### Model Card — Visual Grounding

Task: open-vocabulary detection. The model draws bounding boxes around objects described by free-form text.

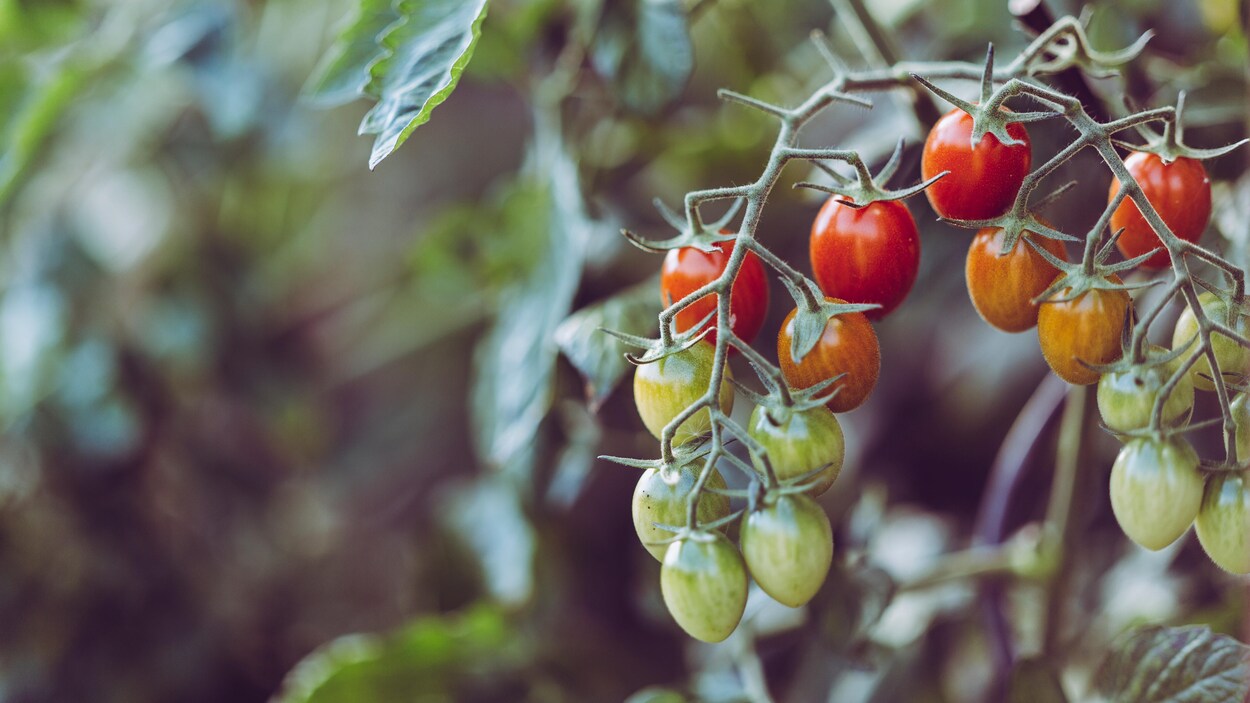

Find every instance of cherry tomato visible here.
[1171,292,1250,391]
[1109,437,1204,551]
[747,404,844,495]
[739,494,833,607]
[661,239,769,346]
[1195,471,1250,574]
[1037,276,1131,385]
[777,299,880,413]
[1096,346,1194,433]
[921,108,1031,221]
[632,465,731,561]
[633,341,734,445]
[965,227,1066,332]
[660,531,748,642]
[809,198,920,320]
[1232,392,1250,463]
[1109,153,1211,269]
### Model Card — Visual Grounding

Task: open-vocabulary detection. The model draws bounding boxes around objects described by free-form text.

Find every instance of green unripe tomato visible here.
[632,466,730,561]
[1195,472,1250,574]
[747,405,844,495]
[1110,437,1204,551]
[739,494,833,607]
[633,341,734,445]
[660,531,748,642]
[1096,351,1194,433]
[1232,393,1250,463]
[1171,292,1250,391]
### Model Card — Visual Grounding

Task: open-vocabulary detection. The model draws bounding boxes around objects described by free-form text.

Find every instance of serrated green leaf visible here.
[302,0,401,106]
[591,0,693,116]
[360,0,490,168]
[1094,625,1250,703]
[553,277,661,411]
[305,0,490,167]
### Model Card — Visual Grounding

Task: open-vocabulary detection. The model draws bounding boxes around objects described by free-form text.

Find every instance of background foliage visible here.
[1,0,1248,701]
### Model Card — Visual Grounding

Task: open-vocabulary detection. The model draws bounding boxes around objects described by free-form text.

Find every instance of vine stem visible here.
[1042,385,1090,655]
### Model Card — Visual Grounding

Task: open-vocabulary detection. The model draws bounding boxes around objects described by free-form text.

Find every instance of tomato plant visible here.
[1037,276,1131,385]
[747,405,844,495]
[1109,437,1204,551]
[965,227,1066,332]
[632,465,731,561]
[777,300,880,413]
[1194,472,1250,574]
[1171,292,1250,391]
[660,531,748,643]
[921,108,1032,221]
[1096,348,1194,432]
[1108,153,1211,269]
[739,494,833,607]
[661,239,769,345]
[809,197,920,320]
[632,341,734,445]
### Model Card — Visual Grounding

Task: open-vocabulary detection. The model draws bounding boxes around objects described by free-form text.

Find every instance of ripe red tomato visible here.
[661,239,769,346]
[777,299,880,413]
[1109,153,1211,269]
[921,108,1031,221]
[809,198,920,320]
[965,227,1066,333]
[1037,275,1131,385]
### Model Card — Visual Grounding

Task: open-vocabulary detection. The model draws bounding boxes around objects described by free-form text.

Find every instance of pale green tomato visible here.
[1110,437,1204,551]
[1171,292,1250,391]
[739,494,833,607]
[1232,393,1250,463]
[660,532,748,642]
[1195,472,1250,574]
[747,405,844,495]
[1096,352,1193,433]
[632,466,730,561]
[633,341,734,445]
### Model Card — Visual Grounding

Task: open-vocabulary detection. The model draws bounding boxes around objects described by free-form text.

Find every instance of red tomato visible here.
[809,198,920,320]
[777,299,880,413]
[921,108,1032,221]
[661,240,769,345]
[1108,153,1211,269]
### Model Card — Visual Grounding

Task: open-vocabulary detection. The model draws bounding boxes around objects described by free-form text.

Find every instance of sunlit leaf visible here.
[1094,625,1250,702]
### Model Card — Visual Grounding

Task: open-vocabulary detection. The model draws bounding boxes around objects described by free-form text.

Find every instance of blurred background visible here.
[1,0,1248,701]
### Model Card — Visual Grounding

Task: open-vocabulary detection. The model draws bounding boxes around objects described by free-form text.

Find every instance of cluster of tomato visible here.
[628,102,1244,642]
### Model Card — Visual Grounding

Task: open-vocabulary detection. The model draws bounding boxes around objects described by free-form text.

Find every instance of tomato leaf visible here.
[591,0,693,116]
[272,606,521,703]
[554,278,661,411]
[471,119,587,478]
[1093,625,1250,702]
[305,0,490,168]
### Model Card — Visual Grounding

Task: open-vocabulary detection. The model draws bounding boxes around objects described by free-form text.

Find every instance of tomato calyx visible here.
[621,195,744,254]
[1113,91,1248,166]
[776,276,877,365]
[602,310,716,366]
[792,137,944,209]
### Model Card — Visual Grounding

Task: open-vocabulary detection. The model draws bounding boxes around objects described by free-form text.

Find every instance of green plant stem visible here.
[897,546,1020,592]
[1042,384,1090,655]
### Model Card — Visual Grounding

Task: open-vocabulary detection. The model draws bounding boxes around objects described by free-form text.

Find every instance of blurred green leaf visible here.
[273,606,522,703]
[1094,625,1250,702]
[819,562,895,651]
[471,118,587,477]
[592,0,693,115]
[1009,658,1068,703]
[442,477,536,606]
[306,0,490,168]
[553,277,660,411]
[625,687,688,703]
